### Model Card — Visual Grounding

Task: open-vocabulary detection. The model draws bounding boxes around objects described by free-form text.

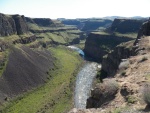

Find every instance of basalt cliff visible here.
[84,18,145,62]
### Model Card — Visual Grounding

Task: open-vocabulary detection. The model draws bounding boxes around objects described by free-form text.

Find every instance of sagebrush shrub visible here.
[103,79,119,95]
[142,83,150,105]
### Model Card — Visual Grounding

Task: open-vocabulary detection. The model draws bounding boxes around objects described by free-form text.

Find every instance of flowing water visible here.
[75,62,100,108]
[68,46,101,109]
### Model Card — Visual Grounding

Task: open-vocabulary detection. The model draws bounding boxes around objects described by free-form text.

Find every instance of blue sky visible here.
[0,0,149,19]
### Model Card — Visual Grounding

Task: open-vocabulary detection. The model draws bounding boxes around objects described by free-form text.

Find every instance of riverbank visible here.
[75,62,100,109]
[1,46,83,113]
[68,46,101,109]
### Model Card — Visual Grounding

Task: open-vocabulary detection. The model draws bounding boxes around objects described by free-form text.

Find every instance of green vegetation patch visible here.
[0,35,20,43]
[114,32,137,38]
[73,40,85,50]
[126,95,137,104]
[91,31,110,35]
[1,46,82,113]
[27,22,43,31]
[0,50,9,77]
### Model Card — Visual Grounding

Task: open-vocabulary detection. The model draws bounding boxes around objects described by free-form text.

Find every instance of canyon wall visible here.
[0,13,29,36]
[84,32,133,62]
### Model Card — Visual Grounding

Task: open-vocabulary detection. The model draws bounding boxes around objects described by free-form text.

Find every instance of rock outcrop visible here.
[0,13,29,36]
[134,19,150,44]
[101,19,150,77]
[32,18,54,27]
[0,13,16,36]
[12,35,36,44]
[109,18,145,33]
[102,41,135,76]
[84,32,134,62]
[61,19,113,33]
[0,40,9,51]
[12,15,29,35]
[86,79,119,108]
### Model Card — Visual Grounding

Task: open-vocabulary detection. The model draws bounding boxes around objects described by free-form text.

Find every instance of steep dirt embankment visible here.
[84,32,133,62]
[109,18,145,33]
[0,13,29,36]
[0,46,53,102]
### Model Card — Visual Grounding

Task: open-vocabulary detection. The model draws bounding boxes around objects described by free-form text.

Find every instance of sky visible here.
[0,0,150,19]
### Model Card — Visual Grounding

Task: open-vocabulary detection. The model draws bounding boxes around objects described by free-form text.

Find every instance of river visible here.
[68,46,101,109]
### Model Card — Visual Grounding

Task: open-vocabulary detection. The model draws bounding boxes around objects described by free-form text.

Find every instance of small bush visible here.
[96,69,107,82]
[103,80,119,95]
[121,71,126,76]
[90,79,119,108]
[142,83,150,105]
[126,95,137,104]
[119,60,129,70]
[139,56,148,63]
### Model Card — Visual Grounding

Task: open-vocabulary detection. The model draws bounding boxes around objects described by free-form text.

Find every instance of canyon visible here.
[0,12,149,113]
[69,17,150,113]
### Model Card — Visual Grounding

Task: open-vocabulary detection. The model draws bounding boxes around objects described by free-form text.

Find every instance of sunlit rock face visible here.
[0,13,29,36]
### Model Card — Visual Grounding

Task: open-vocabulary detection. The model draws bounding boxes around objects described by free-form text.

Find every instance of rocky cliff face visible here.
[0,13,29,36]
[12,15,29,35]
[25,17,64,27]
[61,19,113,33]
[32,18,53,27]
[84,32,134,62]
[109,18,145,33]
[0,13,16,36]
[134,19,150,44]
[82,19,112,31]
[102,19,150,77]
[102,41,135,76]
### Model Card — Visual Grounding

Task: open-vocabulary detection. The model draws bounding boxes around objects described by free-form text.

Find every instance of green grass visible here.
[27,23,43,31]
[91,31,110,35]
[0,35,20,42]
[145,74,150,82]
[47,32,66,44]
[114,32,137,38]
[91,31,137,38]
[73,40,85,50]
[1,46,82,113]
[126,95,137,104]
[35,31,80,45]
[0,50,9,77]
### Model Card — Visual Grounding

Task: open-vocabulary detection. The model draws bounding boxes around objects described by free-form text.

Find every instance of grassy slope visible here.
[0,50,9,77]
[1,46,82,113]
[92,31,137,39]
[73,40,85,50]
[27,22,81,45]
